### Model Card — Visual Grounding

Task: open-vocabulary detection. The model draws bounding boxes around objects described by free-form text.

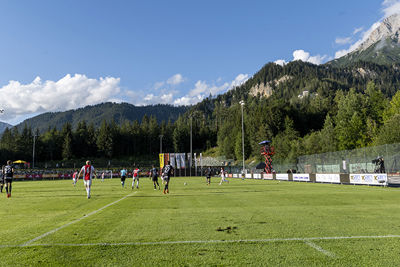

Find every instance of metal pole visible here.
[159,135,163,153]
[190,115,192,177]
[32,135,37,169]
[240,101,245,174]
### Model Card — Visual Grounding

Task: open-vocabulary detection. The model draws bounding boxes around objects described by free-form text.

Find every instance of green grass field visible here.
[1,177,400,266]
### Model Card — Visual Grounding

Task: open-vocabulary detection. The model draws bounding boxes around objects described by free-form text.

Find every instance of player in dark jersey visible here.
[149,165,160,190]
[205,166,212,185]
[162,161,174,194]
[3,160,14,198]
[0,165,4,193]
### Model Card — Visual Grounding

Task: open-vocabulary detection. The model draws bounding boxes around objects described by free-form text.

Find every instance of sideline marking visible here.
[304,240,335,258]
[21,191,137,247]
[4,234,400,249]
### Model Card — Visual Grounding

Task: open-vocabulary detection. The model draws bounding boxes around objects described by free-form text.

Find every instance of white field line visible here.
[21,191,137,247]
[304,240,335,258]
[2,234,398,249]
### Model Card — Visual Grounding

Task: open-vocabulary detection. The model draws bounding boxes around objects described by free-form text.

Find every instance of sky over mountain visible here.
[0,0,397,124]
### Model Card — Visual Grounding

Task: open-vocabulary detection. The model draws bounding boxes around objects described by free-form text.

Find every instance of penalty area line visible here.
[21,191,137,247]
[4,234,400,249]
[304,240,335,258]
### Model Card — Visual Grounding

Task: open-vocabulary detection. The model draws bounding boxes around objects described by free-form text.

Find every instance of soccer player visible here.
[150,165,160,190]
[163,161,174,194]
[72,169,79,186]
[205,166,212,185]
[0,165,4,193]
[132,167,140,189]
[120,168,127,187]
[78,160,97,199]
[219,167,229,185]
[3,160,14,198]
[101,172,105,182]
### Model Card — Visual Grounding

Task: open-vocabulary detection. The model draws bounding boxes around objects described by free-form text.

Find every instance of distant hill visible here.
[0,121,12,134]
[15,102,189,132]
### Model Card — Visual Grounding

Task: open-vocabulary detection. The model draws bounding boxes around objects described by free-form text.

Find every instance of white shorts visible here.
[83,179,92,187]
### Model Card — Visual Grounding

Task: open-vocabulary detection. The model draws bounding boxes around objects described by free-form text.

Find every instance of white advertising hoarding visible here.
[350,174,387,186]
[245,173,252,179]
[276,173,289,180]
[262,173,273,180]
[316,174,340,183]
[253,173,262,179]
[293,173,310,182]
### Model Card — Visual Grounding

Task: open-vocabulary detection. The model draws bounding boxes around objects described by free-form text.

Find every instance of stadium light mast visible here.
[190,114,193,177]
[32,134,38,168]
[240,100,245,175]
[159,135,163,153]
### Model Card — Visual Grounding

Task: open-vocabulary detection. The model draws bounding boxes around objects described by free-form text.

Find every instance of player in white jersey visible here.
[219,167,229,185]
[78,160,97,199]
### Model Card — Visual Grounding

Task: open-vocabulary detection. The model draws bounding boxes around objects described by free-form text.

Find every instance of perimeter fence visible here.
[296,143,400,174]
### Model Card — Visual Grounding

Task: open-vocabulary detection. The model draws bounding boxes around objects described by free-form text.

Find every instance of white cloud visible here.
[160,93,173,103]
[166,74,184,85]
[230,74,249,88]
[274,59,287,66]
[144,94,155,101]
[292,50,327,65]
[335,37,352,45]
[382,0,400,17]
[0,74,120,122]
[353,27,364,34]
[154,81,164,90]
[172,74,249,105]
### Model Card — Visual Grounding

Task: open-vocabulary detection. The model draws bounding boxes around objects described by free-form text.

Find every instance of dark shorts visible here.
[5,178,12,183]
[164,176,170,183]
[152,176,158,182]
[121,176,126,181]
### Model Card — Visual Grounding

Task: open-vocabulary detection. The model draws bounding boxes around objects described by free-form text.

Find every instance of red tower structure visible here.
[259,140,275,173]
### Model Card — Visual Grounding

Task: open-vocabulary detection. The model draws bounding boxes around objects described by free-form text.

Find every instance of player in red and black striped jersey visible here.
[78,160,97,199]
[132,167,140,189]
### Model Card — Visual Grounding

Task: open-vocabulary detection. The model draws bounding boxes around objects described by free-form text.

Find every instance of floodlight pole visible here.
[190,115,193,177]
[32,135,38,169]
[240,100,245,175]
[159,135,163,153]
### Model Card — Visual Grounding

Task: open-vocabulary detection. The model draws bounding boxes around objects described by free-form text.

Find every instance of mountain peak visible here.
[328,13,400,67]
[357,13,400,52]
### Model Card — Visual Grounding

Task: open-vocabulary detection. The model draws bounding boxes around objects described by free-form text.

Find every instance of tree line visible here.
[0,114,216,164]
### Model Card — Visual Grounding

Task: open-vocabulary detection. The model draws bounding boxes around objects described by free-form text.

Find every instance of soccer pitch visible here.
[1,177,400,266]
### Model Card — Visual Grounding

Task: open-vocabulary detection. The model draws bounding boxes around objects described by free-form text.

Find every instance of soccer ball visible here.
[184,182,187,186]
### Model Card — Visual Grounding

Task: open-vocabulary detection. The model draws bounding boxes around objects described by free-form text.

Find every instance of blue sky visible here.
[0,0,396,124]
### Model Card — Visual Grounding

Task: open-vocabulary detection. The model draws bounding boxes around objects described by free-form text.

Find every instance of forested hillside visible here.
[14,102,189,133]
[188,60,400,165]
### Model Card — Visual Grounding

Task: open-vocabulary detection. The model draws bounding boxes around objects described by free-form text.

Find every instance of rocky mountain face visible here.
[358,13,400,51]
[329,13,400,67]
